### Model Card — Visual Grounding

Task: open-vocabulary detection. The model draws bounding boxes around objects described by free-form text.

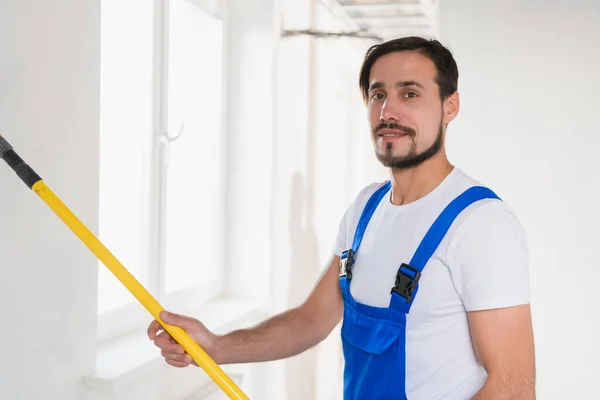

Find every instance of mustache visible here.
[374,122,416,136]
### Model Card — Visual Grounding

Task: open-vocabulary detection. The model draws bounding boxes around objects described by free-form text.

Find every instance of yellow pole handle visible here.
[0,134,249,400]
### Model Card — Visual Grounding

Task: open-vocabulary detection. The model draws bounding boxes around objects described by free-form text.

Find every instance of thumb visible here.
[160,310,199,332]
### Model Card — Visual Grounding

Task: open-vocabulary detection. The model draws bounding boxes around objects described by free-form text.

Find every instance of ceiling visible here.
[336,0,439,42]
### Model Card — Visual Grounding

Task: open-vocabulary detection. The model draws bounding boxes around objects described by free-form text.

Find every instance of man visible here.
[148,37,536,399]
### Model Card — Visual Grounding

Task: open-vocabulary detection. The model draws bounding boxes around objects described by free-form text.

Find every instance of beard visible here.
[374,120,444,170]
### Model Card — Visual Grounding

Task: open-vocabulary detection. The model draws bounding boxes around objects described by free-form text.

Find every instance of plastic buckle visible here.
[339,249,355,280]
[391,263,421,304]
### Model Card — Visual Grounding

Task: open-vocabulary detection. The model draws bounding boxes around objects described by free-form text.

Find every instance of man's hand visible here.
[147,310,220,368]
[147,255,343,367]
[469,304,536,399]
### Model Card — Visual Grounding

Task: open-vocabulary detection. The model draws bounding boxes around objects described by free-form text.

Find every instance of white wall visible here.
[0,0,380,399]
[0,0,100,398]
[439,1,600,398]
[223,0,277,303]
[0,2,247,399]
[267,0,379,398]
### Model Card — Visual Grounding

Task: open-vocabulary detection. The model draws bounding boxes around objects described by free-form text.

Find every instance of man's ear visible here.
[443,91,460,124]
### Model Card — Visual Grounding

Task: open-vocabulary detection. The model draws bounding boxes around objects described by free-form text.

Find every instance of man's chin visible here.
[375,152,425,170]
[376,156,404,169]
[376,151,408,164]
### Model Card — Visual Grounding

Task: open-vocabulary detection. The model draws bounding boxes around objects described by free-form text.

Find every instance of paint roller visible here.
[0,133,249,400]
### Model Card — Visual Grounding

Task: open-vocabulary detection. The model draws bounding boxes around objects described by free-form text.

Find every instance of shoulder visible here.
[451,168,527,246]
[444,168,527,244]
[347,180,390,214]
[337,180,390,232]
[331,180,390,256]
[454,199,527,249]
[444,182,530,311]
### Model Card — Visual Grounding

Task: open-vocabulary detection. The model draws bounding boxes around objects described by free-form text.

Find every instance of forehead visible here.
[369,51,437,87]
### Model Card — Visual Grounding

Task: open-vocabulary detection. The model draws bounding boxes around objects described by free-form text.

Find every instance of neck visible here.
[388,152,453,206]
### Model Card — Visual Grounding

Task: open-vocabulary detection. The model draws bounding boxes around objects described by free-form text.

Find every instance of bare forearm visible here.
[472,375,535,400]
[213,306,329,365]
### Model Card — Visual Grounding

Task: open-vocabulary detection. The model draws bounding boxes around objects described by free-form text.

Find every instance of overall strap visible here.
[390,186,501,313]
[340,181,391,279]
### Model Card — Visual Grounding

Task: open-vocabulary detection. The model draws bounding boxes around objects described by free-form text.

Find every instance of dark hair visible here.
[359,36,459,102]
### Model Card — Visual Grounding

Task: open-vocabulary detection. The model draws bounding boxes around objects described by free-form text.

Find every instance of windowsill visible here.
[83,296,269,393]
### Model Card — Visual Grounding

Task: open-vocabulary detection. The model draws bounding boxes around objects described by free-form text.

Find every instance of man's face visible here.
[367,51,458,169]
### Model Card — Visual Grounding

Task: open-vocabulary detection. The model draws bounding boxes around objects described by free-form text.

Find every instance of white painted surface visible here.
[439,1,600,398]
[0,0,100,398]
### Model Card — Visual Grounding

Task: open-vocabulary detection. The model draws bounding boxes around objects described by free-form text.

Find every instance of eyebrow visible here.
[368,80,425,92]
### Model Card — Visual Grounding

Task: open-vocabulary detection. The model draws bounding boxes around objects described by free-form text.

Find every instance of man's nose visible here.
[380,97,403,122]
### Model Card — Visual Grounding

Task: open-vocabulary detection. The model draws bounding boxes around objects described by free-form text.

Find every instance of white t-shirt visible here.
[332,167,530,400]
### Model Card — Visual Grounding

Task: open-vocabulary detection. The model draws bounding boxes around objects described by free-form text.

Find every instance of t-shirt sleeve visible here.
[447,200,531,312]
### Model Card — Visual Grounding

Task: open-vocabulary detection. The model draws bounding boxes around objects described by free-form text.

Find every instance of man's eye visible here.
[371,93,384,100]
[404,92,418,99]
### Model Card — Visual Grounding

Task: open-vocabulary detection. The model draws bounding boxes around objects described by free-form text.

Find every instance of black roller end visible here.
[0,137,42,189]
[0,135,14,158]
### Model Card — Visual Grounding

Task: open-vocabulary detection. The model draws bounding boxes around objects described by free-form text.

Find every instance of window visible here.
[98,0,226,341]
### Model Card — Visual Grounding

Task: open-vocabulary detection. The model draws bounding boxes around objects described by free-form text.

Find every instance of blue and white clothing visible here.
[332,167,531,400]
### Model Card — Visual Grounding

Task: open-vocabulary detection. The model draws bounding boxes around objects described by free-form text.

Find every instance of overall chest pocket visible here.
[341,301,405,355]
[340,301,408,400]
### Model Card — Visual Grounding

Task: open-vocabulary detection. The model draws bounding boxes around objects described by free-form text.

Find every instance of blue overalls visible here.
[339,182,500,399]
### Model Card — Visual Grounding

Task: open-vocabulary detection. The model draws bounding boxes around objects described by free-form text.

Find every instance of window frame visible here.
[97,0,228,343]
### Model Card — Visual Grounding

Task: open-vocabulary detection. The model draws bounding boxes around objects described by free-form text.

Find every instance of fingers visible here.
[160,310,200,332]
[147,319,163,340]
[165,358,190,368]
[161,349,194,365]
[153,331,185,354]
